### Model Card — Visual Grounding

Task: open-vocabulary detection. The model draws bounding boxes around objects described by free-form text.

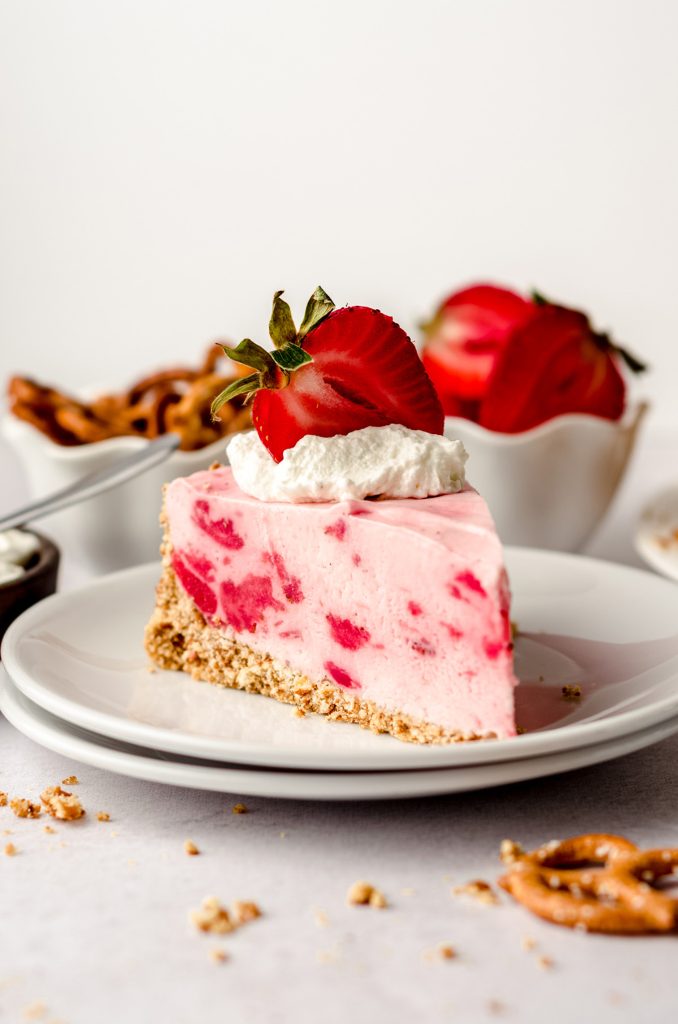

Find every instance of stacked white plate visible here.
[2,549,678,801]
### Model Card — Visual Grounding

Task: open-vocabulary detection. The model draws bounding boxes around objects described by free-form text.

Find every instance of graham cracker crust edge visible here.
[144,544,494,746]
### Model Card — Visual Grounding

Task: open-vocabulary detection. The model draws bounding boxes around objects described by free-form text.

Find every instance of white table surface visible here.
[1,424,677,1024]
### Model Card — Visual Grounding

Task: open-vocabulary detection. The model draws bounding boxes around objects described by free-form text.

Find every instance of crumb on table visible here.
[4,842,17,856]
[231,901,262,925]
[41,786,85,821]
[0,791,7,807]
[452,879,499,905]
[10,798,41,819]
[191,898,234,935]
[231,803,248,815]
[184,839,200,856]
[346,881,388,909]
[61,775,79,785]
[191,897,262,935]
[97,811,111,822]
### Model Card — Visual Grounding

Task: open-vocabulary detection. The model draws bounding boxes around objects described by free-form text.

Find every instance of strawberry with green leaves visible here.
[212,287,444,462]
[421,284,646,433]
[479,295,646,433]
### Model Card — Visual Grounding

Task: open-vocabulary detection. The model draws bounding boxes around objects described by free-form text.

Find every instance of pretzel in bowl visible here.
[499,833,678,934]
[7,345,251,451]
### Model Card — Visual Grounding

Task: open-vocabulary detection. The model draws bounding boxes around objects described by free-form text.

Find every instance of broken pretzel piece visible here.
[499,833,678,934]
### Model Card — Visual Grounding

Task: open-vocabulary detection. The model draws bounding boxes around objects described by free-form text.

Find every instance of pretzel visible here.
[7,344,251,451]
[499,834,678,934]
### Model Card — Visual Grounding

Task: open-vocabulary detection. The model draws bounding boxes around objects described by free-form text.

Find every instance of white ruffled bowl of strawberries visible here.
[421,284,647,551]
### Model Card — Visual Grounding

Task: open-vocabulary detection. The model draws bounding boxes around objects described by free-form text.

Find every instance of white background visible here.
[1,0,677,425]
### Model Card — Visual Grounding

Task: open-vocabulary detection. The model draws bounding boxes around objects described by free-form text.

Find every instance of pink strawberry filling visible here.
[165,466,517,737]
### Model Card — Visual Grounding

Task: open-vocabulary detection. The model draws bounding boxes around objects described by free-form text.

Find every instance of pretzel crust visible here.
[499,834,678,934]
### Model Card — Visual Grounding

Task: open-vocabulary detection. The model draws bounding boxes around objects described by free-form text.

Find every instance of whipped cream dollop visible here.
[227,424,468,503]
[0,529,41,585]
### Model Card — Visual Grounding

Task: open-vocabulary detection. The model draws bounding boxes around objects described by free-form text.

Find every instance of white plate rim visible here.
[3,551,678,771]
[2,670,678,801]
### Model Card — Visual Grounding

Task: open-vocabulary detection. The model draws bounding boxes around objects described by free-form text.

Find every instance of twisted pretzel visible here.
[7,344,251,451]
[499,834,678,934]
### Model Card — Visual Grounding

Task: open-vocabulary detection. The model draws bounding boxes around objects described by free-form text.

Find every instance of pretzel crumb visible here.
[500,839,525,865]
[316,948,339,965]
[438,944,457,960]
[294,708,306,718]
[561,684,582,701]
[191,896,262,935]
[22,1001,47,1020]
[40,786,85,820]
[10,798,41,819]
[209,947,229,964]
[4,842,17,856]
[61,776,79,785]
[521,935,536,951]
[191,898,234,935]
[347,881,388,908]
[0,792,7,807]
[231,803,248,815]
[231,901,262,925]
[97,812,111,822]
[43,826,55,834]
[184,839,200,856]
[538,955,555,970]
[487,999,507,1016]
[453,879,499,905]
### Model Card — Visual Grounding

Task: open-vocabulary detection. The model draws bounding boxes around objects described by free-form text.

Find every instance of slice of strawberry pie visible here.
[145,288,518,743]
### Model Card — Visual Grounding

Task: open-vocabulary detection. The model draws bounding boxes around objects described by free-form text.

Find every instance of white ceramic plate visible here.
[3,550,678,772]
[635,483,678,582]
[2,671,678,801]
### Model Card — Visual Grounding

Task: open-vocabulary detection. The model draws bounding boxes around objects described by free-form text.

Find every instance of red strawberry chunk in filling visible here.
[220,575,283,632]
[270,551,304,604]
[408,601,423,616]
[326,614,371,651]
[324,519,347,540]
[483,639,506,660]
[324,661,361,690]
[172,554,217,618]
[455,570,487,598]
[183,550,215,582]
[193,500,244,550]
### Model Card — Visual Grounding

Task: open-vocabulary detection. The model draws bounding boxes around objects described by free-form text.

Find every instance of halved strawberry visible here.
[479,300,645,433]
[421,284,535,413]
[211,287,444,462]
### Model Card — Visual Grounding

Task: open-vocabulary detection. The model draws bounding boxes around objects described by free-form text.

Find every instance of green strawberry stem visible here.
[530,290,647,375]
[210,286,335,420]
[269,291,297,348]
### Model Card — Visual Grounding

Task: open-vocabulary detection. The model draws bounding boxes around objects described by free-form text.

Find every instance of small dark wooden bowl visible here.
[0,531,60,649]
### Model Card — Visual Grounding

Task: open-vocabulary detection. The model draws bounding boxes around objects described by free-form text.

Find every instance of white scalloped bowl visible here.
[445,404,647,551]
[1,415,230,573]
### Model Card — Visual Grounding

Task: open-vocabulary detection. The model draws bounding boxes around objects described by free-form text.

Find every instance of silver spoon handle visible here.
[0,433,181,532]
